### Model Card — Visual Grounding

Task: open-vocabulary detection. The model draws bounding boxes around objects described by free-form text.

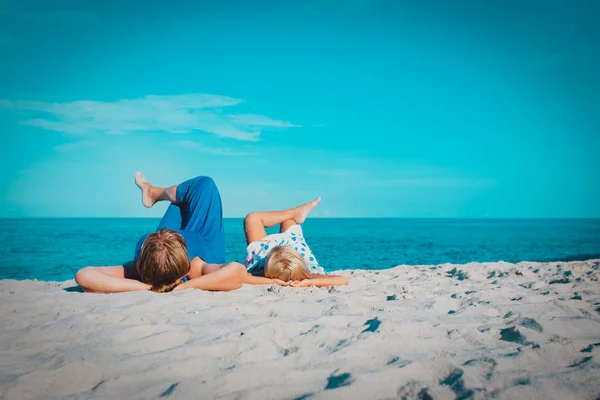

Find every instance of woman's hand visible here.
[273,279,291,286]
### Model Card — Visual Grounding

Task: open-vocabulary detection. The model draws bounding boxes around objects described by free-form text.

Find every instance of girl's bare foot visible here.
[294,197,321,224]
[135,172,155,208]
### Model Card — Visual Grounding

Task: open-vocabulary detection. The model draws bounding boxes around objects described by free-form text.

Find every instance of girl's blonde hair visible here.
[137,228,190,293]
[264,245,312,281]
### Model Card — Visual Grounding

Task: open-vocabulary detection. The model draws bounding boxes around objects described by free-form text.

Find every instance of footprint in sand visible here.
[325,371,354,390]
[568,357,592,368]
[446,268,469,281]
[396,382,433,400]
[386,356,412,368]
[362,317,381,333]
[514,377,531,386]
[518,317,543,332]
[548,277,571,285]
[160,382,179,398]
[580,342,600,353]
[282,346,299,357]
[439,368,475,400]
[497,326,531,345]
[3,362,102,400]
[330,338,351,353]
[432,296,462,314]
[462,357,497,381]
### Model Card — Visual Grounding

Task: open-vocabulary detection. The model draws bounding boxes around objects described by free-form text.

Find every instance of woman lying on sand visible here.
[242,200,348,287]
[76,174,247,293]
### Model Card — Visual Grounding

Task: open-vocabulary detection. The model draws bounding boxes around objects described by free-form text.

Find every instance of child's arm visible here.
[290,273,349,288]
[244,274,290,286]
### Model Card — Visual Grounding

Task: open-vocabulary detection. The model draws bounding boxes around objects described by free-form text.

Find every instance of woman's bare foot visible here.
[293,197,321,224]
[135,172,156,208]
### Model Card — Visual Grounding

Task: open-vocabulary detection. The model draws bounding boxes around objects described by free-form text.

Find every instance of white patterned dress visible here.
[244,225,325,275]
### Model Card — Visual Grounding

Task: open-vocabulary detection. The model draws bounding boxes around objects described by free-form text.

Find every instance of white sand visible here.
[1,260,599,400]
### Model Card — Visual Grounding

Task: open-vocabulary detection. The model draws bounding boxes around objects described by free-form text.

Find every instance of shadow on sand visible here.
[63,285,84,293]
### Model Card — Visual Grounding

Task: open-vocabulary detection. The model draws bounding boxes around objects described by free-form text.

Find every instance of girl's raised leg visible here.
[243,197,321,244]
[280,219,297,233]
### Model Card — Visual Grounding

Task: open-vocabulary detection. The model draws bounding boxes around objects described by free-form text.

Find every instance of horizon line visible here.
[1,216,599,220]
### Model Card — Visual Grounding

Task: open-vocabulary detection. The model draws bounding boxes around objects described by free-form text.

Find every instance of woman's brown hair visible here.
[137,229,190,292]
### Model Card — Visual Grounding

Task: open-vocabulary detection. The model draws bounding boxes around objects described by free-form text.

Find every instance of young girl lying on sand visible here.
[242,199,348,287]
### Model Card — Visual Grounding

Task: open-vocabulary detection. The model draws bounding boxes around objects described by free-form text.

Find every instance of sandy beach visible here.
[1,259,599,400]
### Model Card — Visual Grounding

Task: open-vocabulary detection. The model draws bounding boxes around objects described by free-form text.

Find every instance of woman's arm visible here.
[174,262,247,292]
[75,264,150,293]
[290,273,349,288]
[193,257,288,286]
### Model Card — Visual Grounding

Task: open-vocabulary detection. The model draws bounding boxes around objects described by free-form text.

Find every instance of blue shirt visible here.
[134,230,225,264]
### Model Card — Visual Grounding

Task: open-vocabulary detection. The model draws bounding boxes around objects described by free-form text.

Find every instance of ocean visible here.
[1,218,599,281]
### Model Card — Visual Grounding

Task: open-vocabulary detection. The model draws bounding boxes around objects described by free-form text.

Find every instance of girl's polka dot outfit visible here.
[244,224,325,275]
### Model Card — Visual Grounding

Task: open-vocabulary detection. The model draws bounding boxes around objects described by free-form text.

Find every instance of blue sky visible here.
[0,0,598,218]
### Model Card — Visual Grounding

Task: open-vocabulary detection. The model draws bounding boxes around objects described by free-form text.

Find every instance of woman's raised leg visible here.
[136,172,184,231]
[136,173,226,264]
[135,172,178,207]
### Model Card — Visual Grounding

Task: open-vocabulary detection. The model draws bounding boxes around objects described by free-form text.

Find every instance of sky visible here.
[0,0,598,218]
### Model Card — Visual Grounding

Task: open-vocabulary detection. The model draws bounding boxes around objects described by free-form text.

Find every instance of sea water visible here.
[0,218,599,281]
